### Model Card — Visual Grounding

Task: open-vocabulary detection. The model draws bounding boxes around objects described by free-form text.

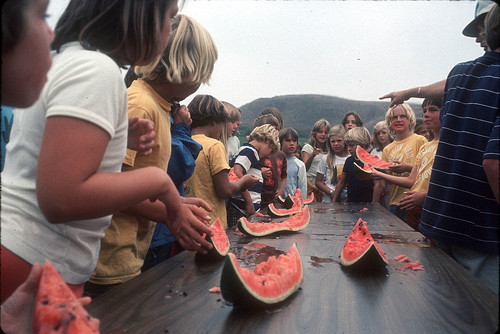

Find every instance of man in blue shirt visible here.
[420,4,499,294]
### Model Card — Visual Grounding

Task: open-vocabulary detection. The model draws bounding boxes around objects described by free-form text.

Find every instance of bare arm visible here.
[372,179,381,204]
[212,169,258,199]
[483,158,499,204]
[371,165,418,189]
[315,173,332,197]
[233,164,255,216]
[379,80,446,108]
[36,117,213,253]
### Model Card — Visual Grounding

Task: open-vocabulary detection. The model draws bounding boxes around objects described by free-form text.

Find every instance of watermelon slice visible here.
[220,243,303,308]
[197,218,230,262]
[34,261,100,334]
[355,146,394,171]
[238,205,310,237]
[353,162,373,181]
[303,192,314,204]
[267,189,304,217]
[340,218,388,272]
[228,167,239,182]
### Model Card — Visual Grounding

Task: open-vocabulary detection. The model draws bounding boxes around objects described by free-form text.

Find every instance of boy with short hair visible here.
[228,124,280,226]
[379,104,427,222]
[332,127,381,203]
[279,128,307,200]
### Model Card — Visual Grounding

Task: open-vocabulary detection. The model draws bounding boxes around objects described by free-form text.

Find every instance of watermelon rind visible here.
[197,219,230,262]
[268,190,303,217]
[340,219,388,273]
[355,146,393,171]
[277,194,295,209]
[220,243,303,308]
[303,192,314,204]
[238,205,310,237]
[353,162,373,181]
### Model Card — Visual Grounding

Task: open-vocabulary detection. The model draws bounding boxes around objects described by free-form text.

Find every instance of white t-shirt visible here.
[302,143,327,180]
[227,135,240,163]
[316,154,348,203]
[1,42,128,284]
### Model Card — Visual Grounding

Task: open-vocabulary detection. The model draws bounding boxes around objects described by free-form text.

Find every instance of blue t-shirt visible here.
[420,52,500,254]
[1,106,14,171]
[342,155,373,203]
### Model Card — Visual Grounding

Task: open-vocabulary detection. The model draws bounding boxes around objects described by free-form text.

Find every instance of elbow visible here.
[37,191,74,224]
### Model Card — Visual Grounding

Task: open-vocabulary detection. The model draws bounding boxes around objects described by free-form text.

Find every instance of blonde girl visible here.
[315,125,349,203]
[302,119,331,201]
[222,101,242,162]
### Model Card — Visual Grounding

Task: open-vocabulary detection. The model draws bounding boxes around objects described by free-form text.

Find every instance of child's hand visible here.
[127,116,156,156]
[172,105,192,126]
[181,197,212,214]
[240,174,258,190]
[388,161,411,174]
[261,167,271,180]
[1,263,94,333]
[312,146,322,156]
[245,201,255,217]
[398,191,426,210]
[165,203,213,254]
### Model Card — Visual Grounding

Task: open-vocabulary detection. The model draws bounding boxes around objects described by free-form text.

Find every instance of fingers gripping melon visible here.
[228,167,239,182]
[355,146,393,171]
[238,205,310,237]
[220,243,303,308]
[34,261,100,333]
[340,218,388,272]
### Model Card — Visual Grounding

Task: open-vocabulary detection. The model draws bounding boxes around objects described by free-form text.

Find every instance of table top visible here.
[87,203,499,334]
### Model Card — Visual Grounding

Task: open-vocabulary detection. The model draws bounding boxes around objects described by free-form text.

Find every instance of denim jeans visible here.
[436,241,499,294]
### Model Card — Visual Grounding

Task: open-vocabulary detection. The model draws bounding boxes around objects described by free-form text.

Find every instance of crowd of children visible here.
[1,1,498,329]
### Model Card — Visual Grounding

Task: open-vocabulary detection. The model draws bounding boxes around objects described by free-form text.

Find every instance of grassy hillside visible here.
[237,94,421,145]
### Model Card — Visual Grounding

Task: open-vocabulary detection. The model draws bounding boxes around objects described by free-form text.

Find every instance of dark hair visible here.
[253,114,280,129]
[421,97,442,109]
[341,111,363,128]
[259,107,283,130]
[188,95,228,129]
[51,0,175,66]
[485,4,500,50]
[279,127,299,145]
[1,0,31,54]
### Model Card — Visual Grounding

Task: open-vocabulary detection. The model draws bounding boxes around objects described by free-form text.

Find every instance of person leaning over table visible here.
[379,0,496,107]
[419,3,500,294]
[86,14,219,297]
[1,0,214,306]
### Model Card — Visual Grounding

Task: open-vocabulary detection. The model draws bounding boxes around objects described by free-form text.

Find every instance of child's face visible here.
[226,119,241,137]
[281,135,297,157]
[390,106,410,134]
[1,0,54,108]
[422,103,440,134]
[344,115,358,131]
[347,143,357,156]
[376,129,390,146]
[329,135,345,155]
[259,140,274,159]
[315,126,328,145]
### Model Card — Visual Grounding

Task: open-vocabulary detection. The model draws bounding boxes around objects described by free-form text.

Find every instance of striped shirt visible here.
[230,143,263,212]
[420,52,500,254]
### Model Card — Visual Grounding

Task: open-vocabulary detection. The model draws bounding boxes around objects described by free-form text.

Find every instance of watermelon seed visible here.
[42,300,49,305]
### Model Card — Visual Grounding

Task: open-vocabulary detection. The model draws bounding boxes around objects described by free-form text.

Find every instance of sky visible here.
[46,0,482,108]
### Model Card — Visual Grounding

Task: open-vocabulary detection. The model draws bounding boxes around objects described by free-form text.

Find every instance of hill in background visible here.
[237,94,421,144]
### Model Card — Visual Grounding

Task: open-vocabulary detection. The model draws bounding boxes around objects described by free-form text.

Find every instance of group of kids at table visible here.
[1,0,499,331]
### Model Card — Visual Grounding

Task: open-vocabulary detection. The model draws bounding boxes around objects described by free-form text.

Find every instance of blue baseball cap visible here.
[462,0,496,37]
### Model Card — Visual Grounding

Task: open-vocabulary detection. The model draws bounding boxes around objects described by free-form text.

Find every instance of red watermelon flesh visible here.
[355,146,393,170]
[228,167,239,182]
[340,218,388,272]
[267,189,304,217]
[238,205,310,236]
[220,243,303,307]
[34,261,100,334]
